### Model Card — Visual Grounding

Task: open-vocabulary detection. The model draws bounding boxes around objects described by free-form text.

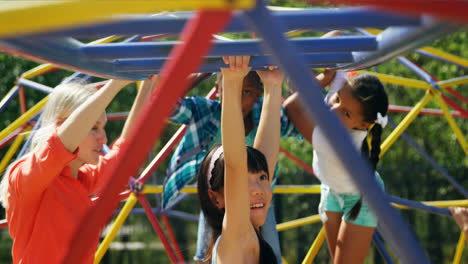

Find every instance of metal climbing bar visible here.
[433,93,468,157]
[389,105,465,119]
[22,8,421,39]
[0,96,48,143]
[387,195,451,216]
[387,118,468,199]
[81,36,377,61]
[137,195,179,264]
[373,232,395,264]
[113,53,350,73]
[301,227,325,264]
[0,126,30,174]
[0,0,254,38]
[243,2,429,262]
[17,79,54,94]
[63,10,234,263]
[453,232,465,264]
[417,47,468,69]
[380,90,434,157]
[0,86,20,113]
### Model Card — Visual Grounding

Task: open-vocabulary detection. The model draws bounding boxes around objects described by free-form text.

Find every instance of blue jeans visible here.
[194,202,283,263]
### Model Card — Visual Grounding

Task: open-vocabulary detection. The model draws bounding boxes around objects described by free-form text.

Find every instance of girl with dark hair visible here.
[285,72,389,264]
[197,55,282,263]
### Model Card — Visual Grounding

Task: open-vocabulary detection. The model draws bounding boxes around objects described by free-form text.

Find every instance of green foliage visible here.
[0,3,467,263]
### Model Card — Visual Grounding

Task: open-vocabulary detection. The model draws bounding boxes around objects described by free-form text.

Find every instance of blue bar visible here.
[114,53,352,73]
[114,208,198,221]
[81,36,377,61]
[243,1,429,263]
[0,85,19,113]
[339,18,459,71]
[397,56,441,89]
[373,232,395,264]
[387,195,451,217]
[0,38,150,80]
[20,8,421,39]
[17,78,54,94]
[388,118,468,198]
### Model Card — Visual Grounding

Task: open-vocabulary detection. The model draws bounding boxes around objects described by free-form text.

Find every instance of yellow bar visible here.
[286,30,310,38]
[281,257,289,264]
[0,129,28,174]
[277,214,321,232]
[380,91,433,157]
[94,193,138,264]
[142,185,321,194]
[453,231,465,264]
[0,0,255,38]
[420,47,468,69]
[438,76,468,88]
[433,93,468,157]
[358,71,431,90]
[0,96,48,143]
[392,199,468,210]
[302,227,325,264]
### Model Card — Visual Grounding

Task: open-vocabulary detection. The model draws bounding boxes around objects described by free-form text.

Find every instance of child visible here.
[0,76,157,264]
[284,72,389,263]
[163,65,301,263]
[197,55,282,263]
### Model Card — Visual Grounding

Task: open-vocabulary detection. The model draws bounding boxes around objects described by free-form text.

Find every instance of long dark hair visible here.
[197,145,277,263]
[346,73,388,220]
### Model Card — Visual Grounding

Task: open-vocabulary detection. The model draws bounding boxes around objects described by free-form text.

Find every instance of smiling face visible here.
[327,84,371,130]
[75,112,108,165]
[248,170,272,228]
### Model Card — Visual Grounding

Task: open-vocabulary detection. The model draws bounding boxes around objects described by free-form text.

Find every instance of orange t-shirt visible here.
[6,131,123,264]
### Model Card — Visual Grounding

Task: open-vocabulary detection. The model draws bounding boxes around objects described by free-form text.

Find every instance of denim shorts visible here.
[318,173,384,227]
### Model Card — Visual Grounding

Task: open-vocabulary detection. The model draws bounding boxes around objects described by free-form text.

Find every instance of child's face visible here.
[248,170,272,228]
[240,78,261,118]
[327,84,371,130]
[219,78,261,119]
[76,112,108,165]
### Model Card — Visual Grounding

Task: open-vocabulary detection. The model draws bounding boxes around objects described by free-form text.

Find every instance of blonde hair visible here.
[0,82,97,208]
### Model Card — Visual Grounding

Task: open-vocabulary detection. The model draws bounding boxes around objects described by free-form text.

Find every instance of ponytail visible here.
[348,123,384,220]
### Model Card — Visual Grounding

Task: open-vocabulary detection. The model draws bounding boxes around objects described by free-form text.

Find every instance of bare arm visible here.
[121,76,158,139]
[57,80,131,152]
[254,70,283,184]
[221,56,252,237]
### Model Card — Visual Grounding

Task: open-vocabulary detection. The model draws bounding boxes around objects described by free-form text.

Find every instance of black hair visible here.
[197,145,276,263]
[217,71,263,91]
[346,73,388,220]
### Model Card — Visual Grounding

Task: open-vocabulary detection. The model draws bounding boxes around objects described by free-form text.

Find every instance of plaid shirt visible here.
[162,95,301,208]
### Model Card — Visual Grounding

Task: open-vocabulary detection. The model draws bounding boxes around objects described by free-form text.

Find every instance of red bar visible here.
[18,86,27,114]
[304,0,468,24]
[0,126,23,150]
[445,87,468,106]
[137,195,178,264]
[0,219,8,229]
[279,147,316,177]
[441,94,468,118]
[62,10,233,263]
[162,214,186,264]
[136,87,216,185]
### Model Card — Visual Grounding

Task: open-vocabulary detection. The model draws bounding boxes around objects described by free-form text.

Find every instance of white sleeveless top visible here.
[312,126,367,194]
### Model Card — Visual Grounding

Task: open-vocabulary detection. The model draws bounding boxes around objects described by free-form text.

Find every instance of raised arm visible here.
[121,75,158,139]
[57,79,131,153]
[220,56,253,237]
[254,70,284,183]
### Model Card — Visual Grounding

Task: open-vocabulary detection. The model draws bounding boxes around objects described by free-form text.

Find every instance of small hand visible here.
[449,207,468,232]
[256,67,284,91]
[221,56,251,81]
